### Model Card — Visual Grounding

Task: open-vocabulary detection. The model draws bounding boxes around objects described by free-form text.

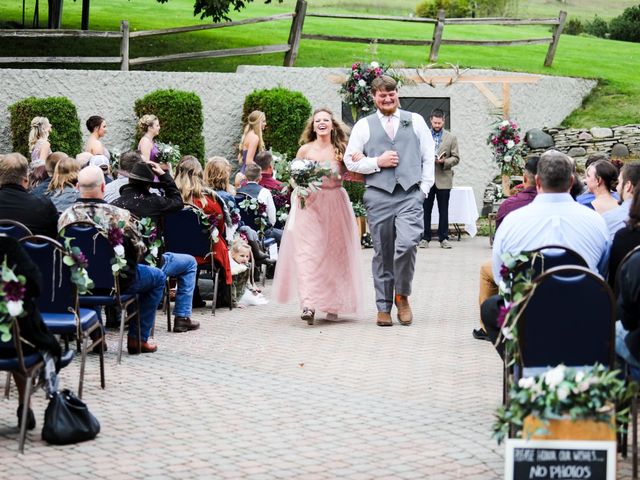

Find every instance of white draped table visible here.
[428,186,479,238]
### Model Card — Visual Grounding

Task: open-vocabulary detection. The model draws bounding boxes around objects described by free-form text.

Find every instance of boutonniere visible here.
[400,119,412,128]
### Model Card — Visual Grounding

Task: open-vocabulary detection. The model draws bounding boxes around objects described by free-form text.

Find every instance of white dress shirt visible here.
[253,182,276,226]
[344,110,435,195]
[492,193,610,284]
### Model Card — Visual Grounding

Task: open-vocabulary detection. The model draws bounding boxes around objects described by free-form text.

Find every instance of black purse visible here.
[41,389,100,445]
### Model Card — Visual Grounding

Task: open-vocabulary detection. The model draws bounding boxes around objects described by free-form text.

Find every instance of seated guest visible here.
[616,249,640,370]
[0,234,71,430]
[254,151,284,192]
[609,167,640,291]
[31,151,66,196]
[473,156,539,341]
[481,150,610,354]
[59,166,166,353]
[576,153,619,206]
[89,155,113,184]
[43,155,80,213]
[104,150,139,203]
[204,157,272,263]
[174,155,232,307]
[75,152,93,169]
[112,161,199,333]
[0,153,58,237]
[584,160,619,215]
[237,164,282,245]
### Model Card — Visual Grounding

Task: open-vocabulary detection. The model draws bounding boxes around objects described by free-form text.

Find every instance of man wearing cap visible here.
[112,161,200,333]
[473,155,540,341]
[89,155,113,184]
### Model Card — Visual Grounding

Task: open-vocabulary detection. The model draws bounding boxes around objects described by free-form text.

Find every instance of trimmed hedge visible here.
[134,89,205,162]
[609,5,640,43]
[9,96,82,157]
[242,87,312,160]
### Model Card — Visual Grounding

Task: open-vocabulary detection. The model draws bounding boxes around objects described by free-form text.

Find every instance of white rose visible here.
[290,159,306,172]
[544,365,566,389]
[500,120,510,127]
[358,79,366,87]
[503,155,512,163]
[113,244,125,257]
[575,371,585,383]
[507,140,515,149]
[7,300,23,317]
[150,246,158,257]
[498,280,511,296]
[557,384,570,401]
[370,61,379,68]
[501,325,514,340]
[518,377,535,389]
[279,213,288,222]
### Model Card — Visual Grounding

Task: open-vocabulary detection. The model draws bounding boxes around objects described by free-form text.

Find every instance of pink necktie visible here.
[384,116,395,140]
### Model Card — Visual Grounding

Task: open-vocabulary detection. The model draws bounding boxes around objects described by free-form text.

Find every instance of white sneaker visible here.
[440,239,452,249]
[419,240,430,249]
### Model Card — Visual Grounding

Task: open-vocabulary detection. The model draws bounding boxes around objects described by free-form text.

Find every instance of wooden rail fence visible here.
[0,0,566,69]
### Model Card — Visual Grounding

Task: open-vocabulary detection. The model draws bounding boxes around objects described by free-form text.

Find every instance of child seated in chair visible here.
[230,238,267,307]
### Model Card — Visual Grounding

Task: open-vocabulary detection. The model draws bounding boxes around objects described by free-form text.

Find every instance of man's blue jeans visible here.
[161,252,197,318]
[126,265,166,341]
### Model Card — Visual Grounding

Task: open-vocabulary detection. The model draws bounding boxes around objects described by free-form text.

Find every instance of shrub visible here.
[415,0,472,18]
[584,15,608,38]
[563,18,583,36]
[9,96,82,157]
[343,180,365,206]
[242,87,312,160]
[134,89,205,162]
[470,0,509,17]
[609,5,640,43]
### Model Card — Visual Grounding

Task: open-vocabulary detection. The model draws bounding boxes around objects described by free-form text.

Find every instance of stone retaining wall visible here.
[0,66,596,212]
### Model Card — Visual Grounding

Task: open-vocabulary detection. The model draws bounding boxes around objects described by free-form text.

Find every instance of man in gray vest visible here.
[345,75,435,327]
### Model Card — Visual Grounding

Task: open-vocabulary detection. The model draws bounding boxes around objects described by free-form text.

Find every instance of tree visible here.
[157,0,284,23]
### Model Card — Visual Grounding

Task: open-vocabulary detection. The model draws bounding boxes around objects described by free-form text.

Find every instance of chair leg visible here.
[633,392,638,479]
[17,371,36,454]
[4,372,11,399]
[117,304,126,365]
[212,270,219,316]
[166,278,172,332]
[78,334,89,399]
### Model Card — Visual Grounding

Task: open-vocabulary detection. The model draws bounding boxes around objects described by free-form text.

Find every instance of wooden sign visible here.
[505,439,616,480]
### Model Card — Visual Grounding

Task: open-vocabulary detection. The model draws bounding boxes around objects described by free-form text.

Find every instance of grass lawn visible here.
[1,0,639,127]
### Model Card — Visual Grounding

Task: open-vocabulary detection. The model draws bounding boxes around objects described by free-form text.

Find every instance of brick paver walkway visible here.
[0,236,634,478]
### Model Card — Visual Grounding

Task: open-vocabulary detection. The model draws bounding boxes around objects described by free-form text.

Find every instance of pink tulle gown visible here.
[273,163,363,318]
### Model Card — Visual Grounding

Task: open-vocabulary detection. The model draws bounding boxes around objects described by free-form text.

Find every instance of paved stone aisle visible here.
[0,236,634,478]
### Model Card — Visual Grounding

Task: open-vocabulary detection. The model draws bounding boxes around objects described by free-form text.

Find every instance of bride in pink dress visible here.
[273,108,363,325]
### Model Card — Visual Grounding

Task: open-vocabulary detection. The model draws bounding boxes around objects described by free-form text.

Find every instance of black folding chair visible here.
[61,222,140,365]
[0,219,32,240]
[20,235,104,399]
[164,206,227,323]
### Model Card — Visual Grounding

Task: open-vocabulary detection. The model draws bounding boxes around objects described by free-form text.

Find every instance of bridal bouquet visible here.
[285,159,333,208]
[155,142,181,168]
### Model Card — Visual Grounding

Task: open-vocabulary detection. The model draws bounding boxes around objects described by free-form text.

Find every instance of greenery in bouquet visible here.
[155,142,182,168]
[286,159,333,208]
[340,61,403,121]
[493,364,631,444]
[487,119,524,176]
[185,205,221,244]
[271,150,290,186]
[0,256,27,342]
[272,191,290,224]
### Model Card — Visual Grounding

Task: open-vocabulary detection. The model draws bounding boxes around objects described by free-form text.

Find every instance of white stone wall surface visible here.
[0,66,596,211]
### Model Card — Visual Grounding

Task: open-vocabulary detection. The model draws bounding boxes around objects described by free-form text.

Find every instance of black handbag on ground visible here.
[41,389,100,445]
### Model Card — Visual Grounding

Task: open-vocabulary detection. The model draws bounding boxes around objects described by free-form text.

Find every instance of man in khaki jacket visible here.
[420,109,460,249]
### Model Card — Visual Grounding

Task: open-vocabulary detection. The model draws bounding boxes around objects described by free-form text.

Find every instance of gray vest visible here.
[363,110,422,193]
[237,182,263,198]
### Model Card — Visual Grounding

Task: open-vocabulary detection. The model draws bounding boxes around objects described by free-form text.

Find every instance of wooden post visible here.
[544,10,566,67]
[120,20,129,71]
[502,82,510,117]
[428,9,445,63]
[283,0,307,67]
[81,0,90,30]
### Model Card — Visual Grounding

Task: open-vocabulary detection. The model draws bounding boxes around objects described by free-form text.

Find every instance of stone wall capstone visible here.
[0,66,596,212]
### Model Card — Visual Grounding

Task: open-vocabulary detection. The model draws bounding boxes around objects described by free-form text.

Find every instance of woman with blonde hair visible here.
[175,155,232,307]
[272,108,363,325]
[28,117,52,189]
[44,155,79,213]
[238,110,266,174]
[137,114,160,163]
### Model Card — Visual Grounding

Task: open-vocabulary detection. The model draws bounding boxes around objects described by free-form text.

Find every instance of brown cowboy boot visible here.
[376,311,393,327]
[395,295,413,326]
